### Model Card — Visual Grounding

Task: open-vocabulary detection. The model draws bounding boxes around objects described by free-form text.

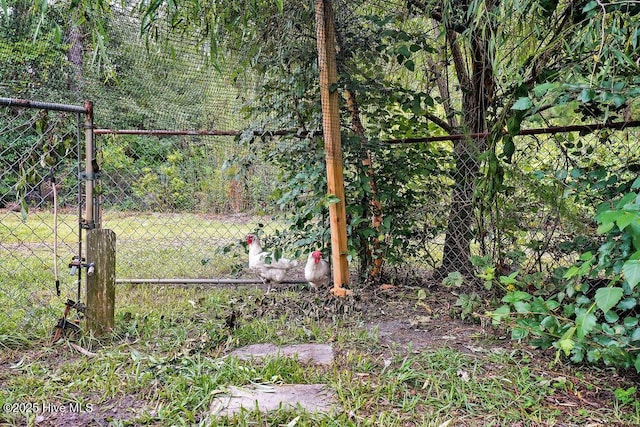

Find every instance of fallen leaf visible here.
[69,342,97,357]
[286,415,301,427]
[9,357,25,369]
[456,369,470,382]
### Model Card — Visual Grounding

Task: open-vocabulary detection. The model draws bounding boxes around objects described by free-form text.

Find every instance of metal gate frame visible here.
[0,97,100,340]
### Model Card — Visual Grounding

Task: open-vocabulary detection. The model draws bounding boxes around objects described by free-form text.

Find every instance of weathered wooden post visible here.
[85,229,116,336]
[315,0,351,296]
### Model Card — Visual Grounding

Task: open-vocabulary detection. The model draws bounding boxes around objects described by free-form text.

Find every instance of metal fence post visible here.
[84,100,99,229]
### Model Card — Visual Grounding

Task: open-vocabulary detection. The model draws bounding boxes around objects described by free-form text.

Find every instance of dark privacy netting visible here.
[1,0,639,339]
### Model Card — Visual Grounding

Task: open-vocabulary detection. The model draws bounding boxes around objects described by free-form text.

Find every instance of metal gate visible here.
[0,97,98,344]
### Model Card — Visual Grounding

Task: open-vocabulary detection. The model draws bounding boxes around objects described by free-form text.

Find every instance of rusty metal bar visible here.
[94,128,322,137]
[383,120,640,144]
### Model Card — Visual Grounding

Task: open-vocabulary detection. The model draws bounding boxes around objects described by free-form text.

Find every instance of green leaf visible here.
[502,291,532,303]
[616,211,636,231]
[513,301,531,313]
[578,87,596,103]
[635,354,640,373]
[502,137,515,163]
[512,97,533,111]
[575,312,597,339]
[540,315,560,331]
[511,327,528,340]
[404,59,415,72]
[595,287,624,314]
[596,209,621,225]
[612,94,626,108]
[622,260,640,289]
[597,222,615,234]
[490,305,511,325]
[623,316,638,329]
[397,45,411,59]
[0,0,7,23]
[618,298,637,310]
[558,337,575,356]
[273,0,284,13]
[605,310,619,323]
[533,83,555,97]
[582,1,597,12]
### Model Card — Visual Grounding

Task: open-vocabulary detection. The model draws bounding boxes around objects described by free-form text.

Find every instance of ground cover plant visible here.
[1,284,639,426]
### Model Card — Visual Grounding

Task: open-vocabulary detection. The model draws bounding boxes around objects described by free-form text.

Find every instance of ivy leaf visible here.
[622,260,640,289]
[512,97,533,111]
[595,287,624,314]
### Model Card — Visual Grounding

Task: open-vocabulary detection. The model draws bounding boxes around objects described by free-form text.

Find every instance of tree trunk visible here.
[66,23,84,96]
[344,89,384,282]
[438,24,494,278]
[439,137,482,276]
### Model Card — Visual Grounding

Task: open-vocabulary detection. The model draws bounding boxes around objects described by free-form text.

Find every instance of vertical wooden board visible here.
[86,229,116,336]
[315,0,350,293]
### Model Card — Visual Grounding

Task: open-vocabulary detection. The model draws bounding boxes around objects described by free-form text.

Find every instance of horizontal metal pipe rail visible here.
[116,278,304,285]
[0,97,88,114]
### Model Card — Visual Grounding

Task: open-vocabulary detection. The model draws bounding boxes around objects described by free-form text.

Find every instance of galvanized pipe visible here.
[116,278,303,285]
[0,97,87,114]
[84,101,95,229]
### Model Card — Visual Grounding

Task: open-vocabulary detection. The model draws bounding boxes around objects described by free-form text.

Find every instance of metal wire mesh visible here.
[98,133,282,281]
[2,0,640,342]
[0,104,84,340]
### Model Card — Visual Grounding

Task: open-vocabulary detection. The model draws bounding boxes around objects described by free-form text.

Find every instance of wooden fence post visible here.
[315,0,351,296]
[86,229,116,336]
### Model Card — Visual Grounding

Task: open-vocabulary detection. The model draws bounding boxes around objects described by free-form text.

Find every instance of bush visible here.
[492,181,640,371]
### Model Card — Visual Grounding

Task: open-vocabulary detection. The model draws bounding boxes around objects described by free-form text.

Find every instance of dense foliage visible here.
[3,0,640,372]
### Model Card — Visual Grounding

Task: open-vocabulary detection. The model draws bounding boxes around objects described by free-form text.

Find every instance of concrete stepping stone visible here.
[210,383,336,417]
[227,343,334,366]
[213,344,337,417]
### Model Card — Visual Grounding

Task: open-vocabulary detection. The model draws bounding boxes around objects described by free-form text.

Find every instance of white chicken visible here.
[304,250,331,290]
[246,234,298,290]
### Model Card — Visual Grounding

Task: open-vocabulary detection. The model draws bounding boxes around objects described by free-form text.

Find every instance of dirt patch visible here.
[33,396,156,427]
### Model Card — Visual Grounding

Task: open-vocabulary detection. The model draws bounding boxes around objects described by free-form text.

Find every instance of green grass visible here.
[0,210,284,339]
[1,287,640,426]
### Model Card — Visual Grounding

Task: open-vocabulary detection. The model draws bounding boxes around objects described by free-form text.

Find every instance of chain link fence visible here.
[2,0,640,343]
[0,100,86,342]
[97,132,282,282]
